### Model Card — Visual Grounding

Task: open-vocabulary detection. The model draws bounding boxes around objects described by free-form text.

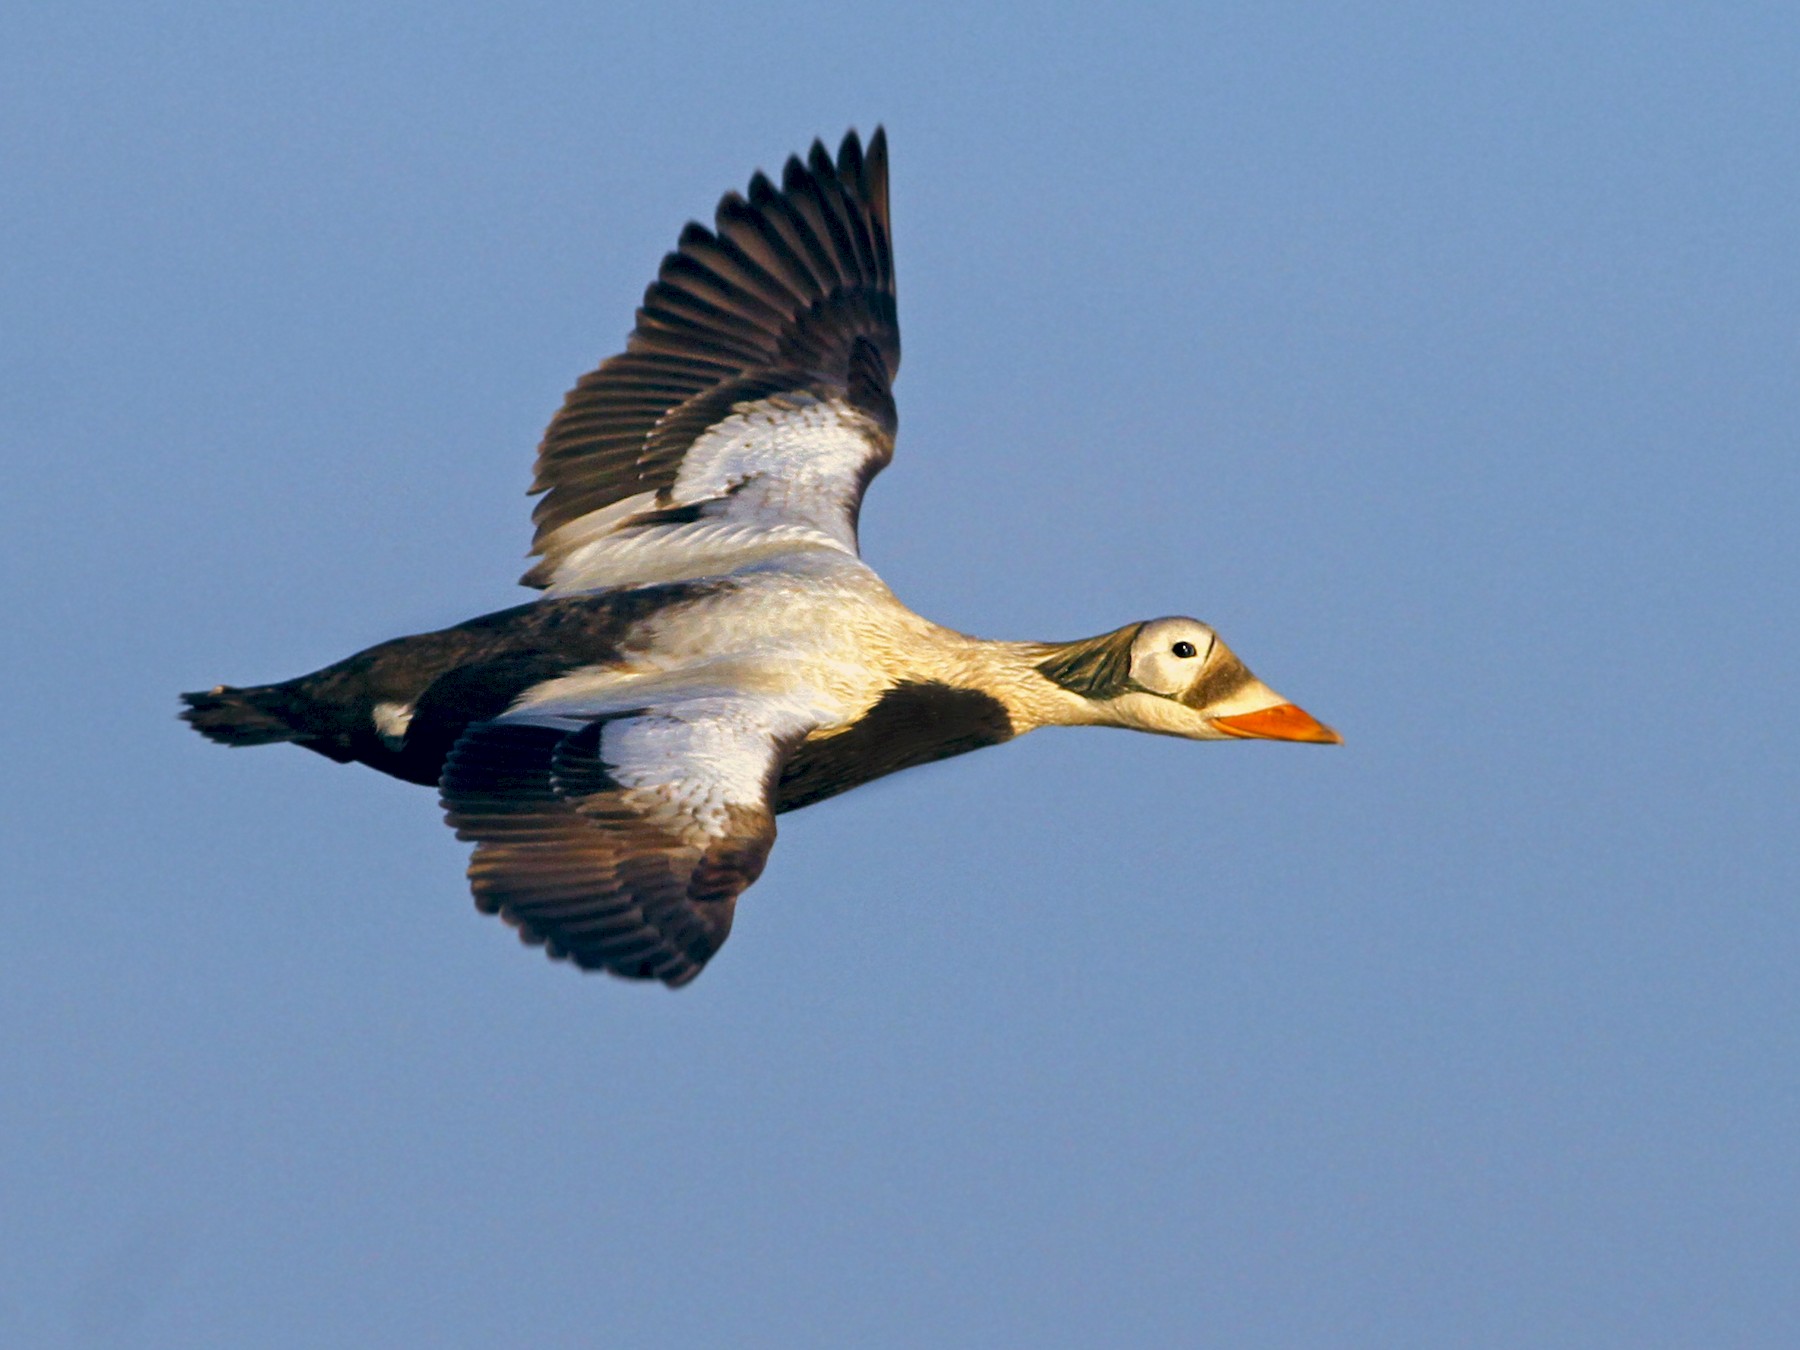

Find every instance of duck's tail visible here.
[179,682,314,748]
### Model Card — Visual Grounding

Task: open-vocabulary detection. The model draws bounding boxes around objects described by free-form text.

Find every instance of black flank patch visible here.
[776,681,1013,813]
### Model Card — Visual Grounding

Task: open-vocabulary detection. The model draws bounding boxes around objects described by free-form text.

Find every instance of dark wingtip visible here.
[836,129,865,183]
[781,152,812,196]
[865,126,889,187]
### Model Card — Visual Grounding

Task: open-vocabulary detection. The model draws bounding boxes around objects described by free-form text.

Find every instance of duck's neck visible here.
[890,628,1125,734]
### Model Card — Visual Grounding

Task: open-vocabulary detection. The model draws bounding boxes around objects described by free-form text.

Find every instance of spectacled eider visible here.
[182,128,1339,987]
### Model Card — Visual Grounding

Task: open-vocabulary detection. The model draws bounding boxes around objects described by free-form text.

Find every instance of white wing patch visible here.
[502,678,842,828]
[537,394,890,596]
[670,394,879,544]
[372,700,414,746]
[593,694,823,843]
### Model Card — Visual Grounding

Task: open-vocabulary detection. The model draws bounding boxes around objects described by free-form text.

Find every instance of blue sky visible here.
[5,3,1798,1345]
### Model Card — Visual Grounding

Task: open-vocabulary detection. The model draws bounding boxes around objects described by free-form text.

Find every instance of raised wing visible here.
[438,692,824,985]
[525,128,899,594]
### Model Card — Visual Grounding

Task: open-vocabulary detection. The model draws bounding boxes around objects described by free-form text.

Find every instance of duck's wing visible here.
[438,690,823,985]
[525,128,899,594]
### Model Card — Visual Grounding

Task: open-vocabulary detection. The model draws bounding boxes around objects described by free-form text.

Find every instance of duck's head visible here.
[1032,616,1341,743]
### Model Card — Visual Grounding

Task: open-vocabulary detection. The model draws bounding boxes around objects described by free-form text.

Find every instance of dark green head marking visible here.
[1033,623,1145,700]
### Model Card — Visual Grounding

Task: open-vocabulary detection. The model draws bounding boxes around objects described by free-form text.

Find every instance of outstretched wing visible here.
[438,693,822,985]
[525,128,899,594]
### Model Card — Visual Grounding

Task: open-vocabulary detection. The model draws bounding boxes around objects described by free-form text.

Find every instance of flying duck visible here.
[183,128,1340,987]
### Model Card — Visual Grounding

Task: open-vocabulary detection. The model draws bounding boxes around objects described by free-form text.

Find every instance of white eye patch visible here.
[1129,618,1216,695]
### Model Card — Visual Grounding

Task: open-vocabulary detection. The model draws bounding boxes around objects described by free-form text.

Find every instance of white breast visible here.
[512,556,914,730]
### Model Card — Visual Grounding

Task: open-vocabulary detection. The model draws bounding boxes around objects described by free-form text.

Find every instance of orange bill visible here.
[1211,703,1342,745]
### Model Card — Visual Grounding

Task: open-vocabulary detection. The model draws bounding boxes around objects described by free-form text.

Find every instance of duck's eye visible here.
[1172,641,1198,659]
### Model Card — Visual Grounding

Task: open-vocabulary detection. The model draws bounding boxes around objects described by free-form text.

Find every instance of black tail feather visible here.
[180,684,310,748]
